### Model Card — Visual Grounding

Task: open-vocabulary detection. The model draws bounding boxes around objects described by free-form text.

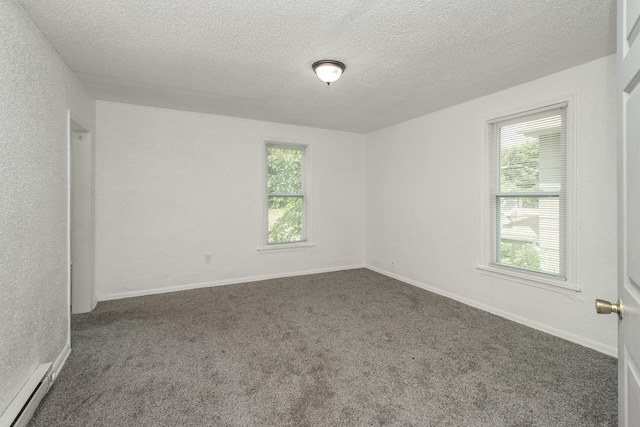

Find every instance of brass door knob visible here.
[595,299,623,319]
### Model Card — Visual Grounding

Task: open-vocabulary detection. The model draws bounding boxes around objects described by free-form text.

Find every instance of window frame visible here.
[259,139,313,252]
[478,96,579,293]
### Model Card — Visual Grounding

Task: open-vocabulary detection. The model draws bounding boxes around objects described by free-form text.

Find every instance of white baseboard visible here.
[0,364,51,427]
[97,264,366,302]
[0,344,70,427]
[51,344,71,383]
[365,265,618,358]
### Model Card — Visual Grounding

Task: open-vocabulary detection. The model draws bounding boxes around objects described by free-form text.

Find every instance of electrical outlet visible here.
[205,254,212,264]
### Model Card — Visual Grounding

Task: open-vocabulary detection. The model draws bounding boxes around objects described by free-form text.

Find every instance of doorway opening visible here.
[68,115,95,316]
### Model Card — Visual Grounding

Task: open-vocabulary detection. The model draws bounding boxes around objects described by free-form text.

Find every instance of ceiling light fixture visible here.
[312,60,346,86]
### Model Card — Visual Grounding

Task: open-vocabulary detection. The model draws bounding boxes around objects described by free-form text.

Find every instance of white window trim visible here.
[258,138,313,253]
[478,94,579,293]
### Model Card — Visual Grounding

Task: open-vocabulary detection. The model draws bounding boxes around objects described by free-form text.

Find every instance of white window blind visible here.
[488,103,567,278]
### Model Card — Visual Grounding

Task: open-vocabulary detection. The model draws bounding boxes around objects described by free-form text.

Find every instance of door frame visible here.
[67,110,95,336]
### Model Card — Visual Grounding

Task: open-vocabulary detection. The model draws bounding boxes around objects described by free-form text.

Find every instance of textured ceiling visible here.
[18,0,616,133]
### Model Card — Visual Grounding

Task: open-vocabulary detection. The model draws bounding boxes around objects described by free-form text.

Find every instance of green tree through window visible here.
[266,145,305,244]
[499,140,541,269]
[500,141,539,191]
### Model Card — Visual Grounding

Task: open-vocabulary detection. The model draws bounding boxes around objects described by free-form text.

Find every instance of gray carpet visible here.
[29,269,617,426]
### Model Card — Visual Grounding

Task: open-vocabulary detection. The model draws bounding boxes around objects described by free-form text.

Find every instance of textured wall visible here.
[95,101,365,299]
[365,55,618,355]
[0,0,95,414]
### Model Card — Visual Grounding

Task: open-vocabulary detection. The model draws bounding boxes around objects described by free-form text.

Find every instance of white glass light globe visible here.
[312,60,346,85]
[315,64,343,83]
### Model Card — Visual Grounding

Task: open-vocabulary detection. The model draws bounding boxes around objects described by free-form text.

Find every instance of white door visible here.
[617,0,640,424]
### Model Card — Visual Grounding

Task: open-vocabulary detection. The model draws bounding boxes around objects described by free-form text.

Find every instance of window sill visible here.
[477,265,580,295]
[257,243,316,254]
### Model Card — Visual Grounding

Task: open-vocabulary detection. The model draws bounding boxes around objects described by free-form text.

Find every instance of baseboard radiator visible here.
[0,363,52,427]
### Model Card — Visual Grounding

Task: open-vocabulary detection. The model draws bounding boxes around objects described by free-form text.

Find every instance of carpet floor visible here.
[29,269,617,426]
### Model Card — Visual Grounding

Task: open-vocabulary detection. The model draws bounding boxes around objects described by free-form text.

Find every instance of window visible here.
[264,142,308,246]
[483,102,572,285]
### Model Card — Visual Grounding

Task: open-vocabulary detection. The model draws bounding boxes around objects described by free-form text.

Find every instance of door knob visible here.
[595,299,623,319]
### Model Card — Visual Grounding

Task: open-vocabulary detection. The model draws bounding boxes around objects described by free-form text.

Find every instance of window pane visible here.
[497,195,560,275]
[268,196,303,244]
[499,115,563,192]
[267,147,302,194]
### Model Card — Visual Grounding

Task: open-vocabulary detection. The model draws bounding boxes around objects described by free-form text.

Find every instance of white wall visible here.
[365,55,618,355]
[0,0,95,415]
[95,101,365,299]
